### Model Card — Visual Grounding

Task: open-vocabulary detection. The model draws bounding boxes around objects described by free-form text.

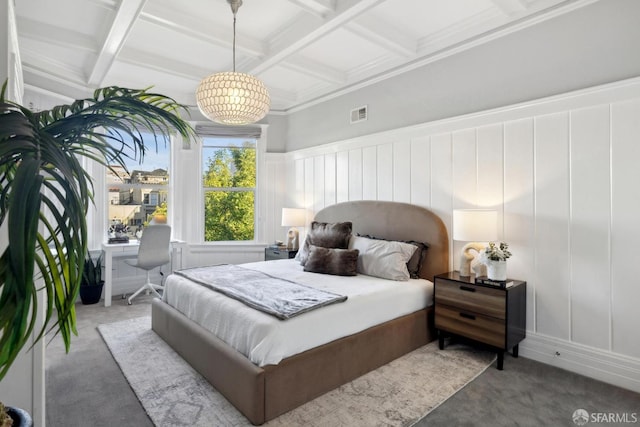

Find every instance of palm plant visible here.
[0,83,196,380]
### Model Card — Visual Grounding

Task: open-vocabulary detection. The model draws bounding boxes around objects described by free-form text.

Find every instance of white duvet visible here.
[162,259,433,366]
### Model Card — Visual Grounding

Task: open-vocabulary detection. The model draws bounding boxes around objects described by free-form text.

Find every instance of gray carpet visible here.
[98,316,494,426]
[46,297,640,427]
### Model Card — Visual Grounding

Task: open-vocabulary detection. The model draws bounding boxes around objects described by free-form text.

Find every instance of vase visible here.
[80,281,105,304]
[486,260,507,281]
[7,406,33,427]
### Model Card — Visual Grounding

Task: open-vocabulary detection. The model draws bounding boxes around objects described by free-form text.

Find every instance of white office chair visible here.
[125,225,171,305]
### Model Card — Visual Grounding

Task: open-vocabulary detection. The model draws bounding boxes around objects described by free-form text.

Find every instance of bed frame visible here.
[152,200,449,425]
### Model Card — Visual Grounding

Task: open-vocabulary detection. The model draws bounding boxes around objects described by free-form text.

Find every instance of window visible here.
[201,136,257,241]
[106,133,170,240]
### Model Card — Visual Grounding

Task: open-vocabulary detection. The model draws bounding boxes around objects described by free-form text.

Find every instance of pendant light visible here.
[196,0,270,125]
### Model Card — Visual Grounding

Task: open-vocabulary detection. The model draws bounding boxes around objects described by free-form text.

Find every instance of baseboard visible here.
[519,332,640,394]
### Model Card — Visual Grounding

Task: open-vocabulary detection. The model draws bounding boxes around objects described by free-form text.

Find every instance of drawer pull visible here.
[460,286,476,293]
[272,251,280,255]
[459,312,476,321]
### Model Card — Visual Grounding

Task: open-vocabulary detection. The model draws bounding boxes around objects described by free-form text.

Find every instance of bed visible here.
[151,200,449,425]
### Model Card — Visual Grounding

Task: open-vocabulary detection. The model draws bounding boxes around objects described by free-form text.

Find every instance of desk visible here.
[101,240,185,307]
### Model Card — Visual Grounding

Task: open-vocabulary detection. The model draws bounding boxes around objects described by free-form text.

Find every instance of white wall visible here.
[284,77,640,393]
[0,1,45,425]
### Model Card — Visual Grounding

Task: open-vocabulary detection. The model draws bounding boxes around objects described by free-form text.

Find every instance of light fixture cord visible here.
[232,13,237,72]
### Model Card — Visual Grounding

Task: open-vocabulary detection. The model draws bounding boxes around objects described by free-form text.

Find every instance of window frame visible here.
[104,133,172,242]
[197,128,265,244]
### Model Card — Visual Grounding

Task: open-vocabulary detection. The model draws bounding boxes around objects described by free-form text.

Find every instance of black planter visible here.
[79,281,104,305]
[7,407,33,427]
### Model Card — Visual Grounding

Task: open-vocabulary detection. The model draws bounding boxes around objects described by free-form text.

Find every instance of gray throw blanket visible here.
[174,264,347,320]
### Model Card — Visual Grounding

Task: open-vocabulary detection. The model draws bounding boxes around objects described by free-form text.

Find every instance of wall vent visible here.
[350,105,368,124]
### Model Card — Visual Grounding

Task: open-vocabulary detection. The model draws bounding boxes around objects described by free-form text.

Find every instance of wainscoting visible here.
[283,77,640,392]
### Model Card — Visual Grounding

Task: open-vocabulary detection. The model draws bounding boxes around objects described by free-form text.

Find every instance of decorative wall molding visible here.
[281,75,640,392]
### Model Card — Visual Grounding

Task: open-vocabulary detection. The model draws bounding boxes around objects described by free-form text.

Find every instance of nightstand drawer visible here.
[435,303,505,348]
[265,248,297,261]
[435,279,505,319]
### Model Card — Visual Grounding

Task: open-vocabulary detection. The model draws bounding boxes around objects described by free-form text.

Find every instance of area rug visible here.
[98,316,495,427]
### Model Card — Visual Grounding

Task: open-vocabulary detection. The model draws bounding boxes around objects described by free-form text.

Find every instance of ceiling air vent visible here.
[350,105,368,124]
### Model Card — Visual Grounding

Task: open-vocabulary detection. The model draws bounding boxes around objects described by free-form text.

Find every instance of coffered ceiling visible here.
[15,0,585,113]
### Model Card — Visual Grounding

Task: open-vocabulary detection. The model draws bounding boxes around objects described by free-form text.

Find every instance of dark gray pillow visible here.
[303,245,359,276]
[297,221,353,265]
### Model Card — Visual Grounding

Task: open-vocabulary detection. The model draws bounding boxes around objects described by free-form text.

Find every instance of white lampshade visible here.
[281,208,306,227]
[453,209,498,242]
[196,72,270,125]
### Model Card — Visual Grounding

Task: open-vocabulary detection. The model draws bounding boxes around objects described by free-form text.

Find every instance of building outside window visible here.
[106,133,170,240]
[201,136,257,242]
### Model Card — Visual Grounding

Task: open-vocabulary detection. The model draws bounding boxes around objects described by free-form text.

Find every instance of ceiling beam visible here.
[346,13,416,58]
[87,0,147,86]
[21,49,87,84]
[285,0,336,17]
[22,60,92,98]
[17,17,98,52]
[117,47,211,82]
[490,0,528,15]
[247,0,386,75]
[283,56,345,84]
[139,3,265,58]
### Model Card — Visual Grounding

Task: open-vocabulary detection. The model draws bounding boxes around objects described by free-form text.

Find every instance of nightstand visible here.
[265,247,298,261]
[434,271,526,370]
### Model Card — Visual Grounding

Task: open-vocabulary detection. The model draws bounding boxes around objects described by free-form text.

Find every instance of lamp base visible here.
[286,227,300,250]
[459,242,486,277]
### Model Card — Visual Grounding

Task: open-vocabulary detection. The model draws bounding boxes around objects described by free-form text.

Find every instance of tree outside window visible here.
[202,137,256,241]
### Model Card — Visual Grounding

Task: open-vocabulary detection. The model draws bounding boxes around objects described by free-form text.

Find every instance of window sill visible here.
[188,242,269,253]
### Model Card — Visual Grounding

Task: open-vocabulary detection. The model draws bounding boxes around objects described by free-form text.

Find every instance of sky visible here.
[114,132,170,172]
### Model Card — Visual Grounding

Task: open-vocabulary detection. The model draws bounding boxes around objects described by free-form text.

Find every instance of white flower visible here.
[479,241,512,263]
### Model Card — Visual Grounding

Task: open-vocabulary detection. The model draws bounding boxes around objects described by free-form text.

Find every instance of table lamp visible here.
[453,209,498,277]
[281,208,306,250]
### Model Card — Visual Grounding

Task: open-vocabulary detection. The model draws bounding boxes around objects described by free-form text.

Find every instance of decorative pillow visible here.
[303,245,359,276]
[358,234,429,279]
[349,235,417,281]
[296,221,353,265]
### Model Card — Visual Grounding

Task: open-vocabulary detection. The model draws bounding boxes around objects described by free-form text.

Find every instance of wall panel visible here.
[294,158,305,207]
[610,99,640,358]
[349,149,363,201]
[324,153,336,207]
[393,140,411,203]
[430,133,453,268]
[304,157,315,220]
[452,129,477,208]
[534,112,571,339]
[336,151,349,203]
[476,124,504,211]
[410,137,430,207]
[362,146,377,200]
[377,143,393,201]
[314,156,325,214]
[569,105,611,350]
[503,118,535,334]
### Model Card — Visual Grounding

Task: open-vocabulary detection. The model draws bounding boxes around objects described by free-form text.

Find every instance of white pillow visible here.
[349,235,417,281]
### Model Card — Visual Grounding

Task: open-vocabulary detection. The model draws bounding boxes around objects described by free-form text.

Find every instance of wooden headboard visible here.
[314,201,449,281]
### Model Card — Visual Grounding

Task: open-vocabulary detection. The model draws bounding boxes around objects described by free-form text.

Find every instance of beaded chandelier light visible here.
[196,0,270,125]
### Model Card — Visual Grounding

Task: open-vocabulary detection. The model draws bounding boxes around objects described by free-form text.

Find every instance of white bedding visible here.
[163,259,434,366]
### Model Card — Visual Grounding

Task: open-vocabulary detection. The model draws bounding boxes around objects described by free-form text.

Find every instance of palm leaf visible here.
[0,82,196,380]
